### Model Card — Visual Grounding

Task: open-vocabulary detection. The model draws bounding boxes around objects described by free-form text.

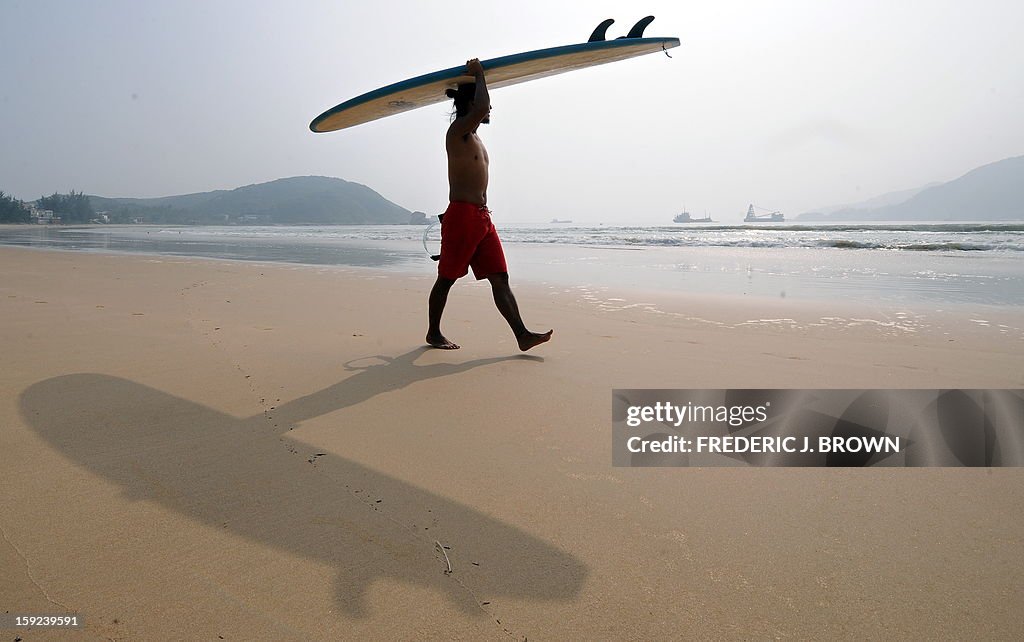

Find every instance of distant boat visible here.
[550,218,573,224]
[674,210,713,223]
[743,204,784,222]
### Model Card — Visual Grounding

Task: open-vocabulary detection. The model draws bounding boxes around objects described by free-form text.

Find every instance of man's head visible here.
[446,83,490,124]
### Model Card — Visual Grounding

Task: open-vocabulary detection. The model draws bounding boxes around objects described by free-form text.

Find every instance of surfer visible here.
[426,58,553,351]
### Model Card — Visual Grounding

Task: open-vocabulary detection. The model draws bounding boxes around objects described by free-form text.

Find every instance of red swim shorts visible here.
[437,201,508,280]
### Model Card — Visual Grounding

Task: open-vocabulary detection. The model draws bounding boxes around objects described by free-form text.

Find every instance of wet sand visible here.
[1,246,1022,639]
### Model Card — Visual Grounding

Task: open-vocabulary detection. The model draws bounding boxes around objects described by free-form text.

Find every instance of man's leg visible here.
[485,272,552,351]
[426,276,459,349]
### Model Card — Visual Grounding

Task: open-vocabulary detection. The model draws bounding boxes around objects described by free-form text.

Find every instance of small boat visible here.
[743,204,784,222]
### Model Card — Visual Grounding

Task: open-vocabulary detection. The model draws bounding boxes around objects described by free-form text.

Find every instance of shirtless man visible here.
[425,58,553,351]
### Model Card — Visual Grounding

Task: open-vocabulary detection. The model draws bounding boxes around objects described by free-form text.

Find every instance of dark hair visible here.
[445,83,476,120]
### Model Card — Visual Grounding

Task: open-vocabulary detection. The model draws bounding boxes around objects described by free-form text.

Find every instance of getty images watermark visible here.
[612,390,1024,467]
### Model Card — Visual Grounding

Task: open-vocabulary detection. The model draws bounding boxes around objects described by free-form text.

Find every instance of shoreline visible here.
[2,225,1024,309]
[1,246,1022,639]
[3,243,1022,339]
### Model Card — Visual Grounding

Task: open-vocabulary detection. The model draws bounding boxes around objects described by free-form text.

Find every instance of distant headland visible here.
[1,176,428,226]
[799,155,1024,222]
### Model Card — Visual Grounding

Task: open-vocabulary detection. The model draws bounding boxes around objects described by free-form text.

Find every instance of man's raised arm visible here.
[448,58,490,138]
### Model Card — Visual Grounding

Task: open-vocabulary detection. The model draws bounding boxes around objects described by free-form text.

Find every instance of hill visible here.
[798,155,1024,221]
[89,176,413,225]
[801,183,941,219]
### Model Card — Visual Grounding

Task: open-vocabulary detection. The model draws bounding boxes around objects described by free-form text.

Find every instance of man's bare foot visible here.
[517,329,553,352]
[426,333,460,349]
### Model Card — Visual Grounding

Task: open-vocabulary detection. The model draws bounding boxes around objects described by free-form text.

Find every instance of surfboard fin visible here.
[619,16,655,39]
[588,19,614,42]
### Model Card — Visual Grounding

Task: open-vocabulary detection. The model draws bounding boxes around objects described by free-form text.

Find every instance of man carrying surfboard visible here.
[426,58,553,351]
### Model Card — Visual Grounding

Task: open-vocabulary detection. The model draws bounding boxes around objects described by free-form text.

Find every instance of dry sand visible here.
[1,246,1022,640]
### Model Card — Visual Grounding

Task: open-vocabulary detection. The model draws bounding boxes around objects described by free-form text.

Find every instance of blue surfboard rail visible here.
[310,36,679,133]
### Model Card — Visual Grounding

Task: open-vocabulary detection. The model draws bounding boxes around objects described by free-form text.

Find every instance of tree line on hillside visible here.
[0,190,97,223]
[0,191,31,223]
[37,191,95,223]
[97,202,221,224]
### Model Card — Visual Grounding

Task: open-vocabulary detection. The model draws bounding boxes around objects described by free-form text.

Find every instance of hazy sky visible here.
[2,1,1022,223]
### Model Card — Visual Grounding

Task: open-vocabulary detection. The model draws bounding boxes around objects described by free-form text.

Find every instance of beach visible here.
[2,245,1023,639]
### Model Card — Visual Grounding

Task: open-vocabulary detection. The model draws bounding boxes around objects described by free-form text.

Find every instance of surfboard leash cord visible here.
[423,218,441,261]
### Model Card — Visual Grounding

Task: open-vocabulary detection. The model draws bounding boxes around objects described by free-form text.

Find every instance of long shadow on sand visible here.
[19,348,587,616]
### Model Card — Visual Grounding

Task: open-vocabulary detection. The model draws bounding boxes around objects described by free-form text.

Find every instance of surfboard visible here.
[310,16,679,133]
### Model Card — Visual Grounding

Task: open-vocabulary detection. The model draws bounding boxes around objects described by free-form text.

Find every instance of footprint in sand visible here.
[762,351,807,361]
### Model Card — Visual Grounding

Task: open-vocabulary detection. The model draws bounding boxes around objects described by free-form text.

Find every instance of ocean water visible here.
[2,223,1022,307]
